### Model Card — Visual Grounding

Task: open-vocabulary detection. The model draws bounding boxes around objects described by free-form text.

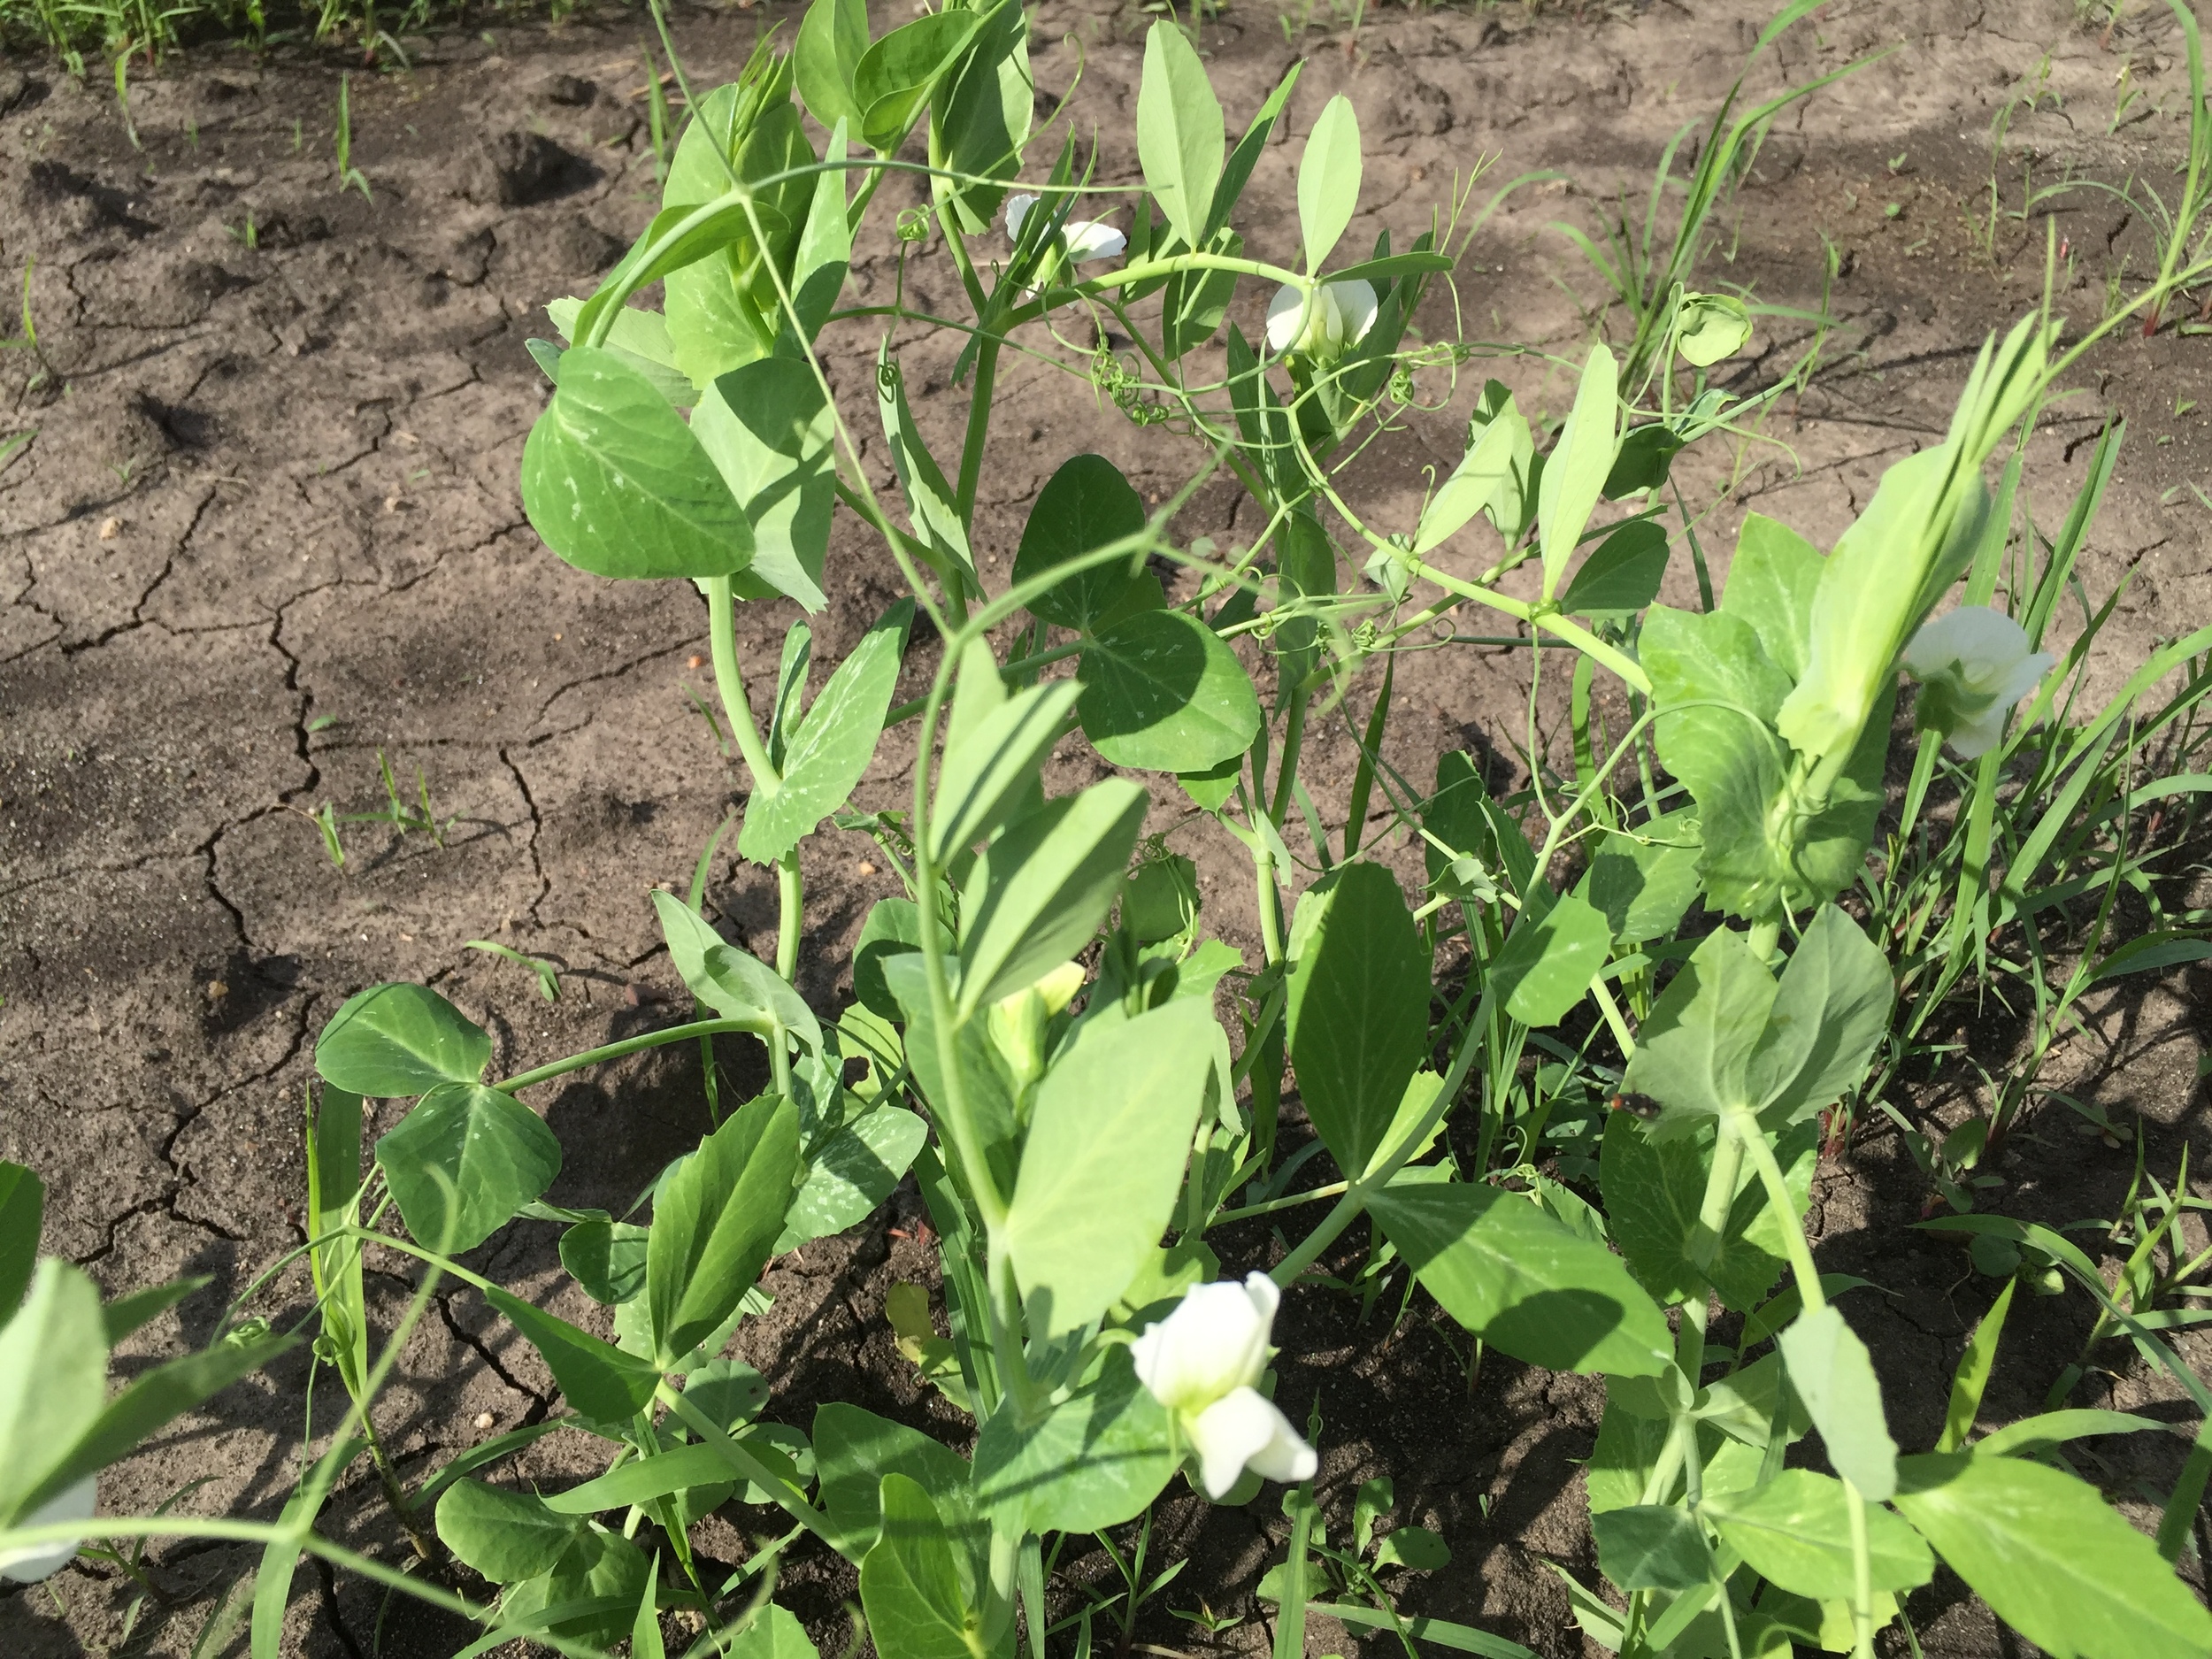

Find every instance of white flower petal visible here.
[1132,1276,1279,1411]
[1993,649,2055,711]
[1266,284,1308,353]
[1188,1387,1296,1499]
[1947,707,2008,759]
[1064,220,1126,263]
[1902,604,2032,687]
[1005,193,1038,241]
[1333,279,1379,348]
[0,1476,96,1585]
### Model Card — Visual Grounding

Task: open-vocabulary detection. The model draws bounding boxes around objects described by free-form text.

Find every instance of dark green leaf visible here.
[780,1108,929,1250]
[315,983,490,1097]
[1576,810,1702,948]
[1601,1115,1816,1312]
[1601,425,1685,499]
[877,345,976,596]
[816,1404,981,1568]
[1559,520,1670,618]
[561,1218,651,1305]
[1079,610,1260,773]
[854,898,923,1021]
[854,11,983,150]
[932,0,1031,234]
[1894,1451,2212,1658]
[1286,863,1432,1178]
[1371,1183,1671,1377]
[1747,904,1892,1127]
[1592,1503,1710,1592]
[0,1164,42,1328]
[646,1094,802,1369]
[1012,454,1146,632]
[520,346,755,581]
[434,1479,581,1583]
[1204,62,1301,242]
[740,602,913,864]
[484,1286,662,1423]
[795,0,870,133]
[374,1083,561,1256]
[101,1278,206,1348]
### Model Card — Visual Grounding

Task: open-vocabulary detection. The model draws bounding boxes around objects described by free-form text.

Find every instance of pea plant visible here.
[9,4,2212,1658]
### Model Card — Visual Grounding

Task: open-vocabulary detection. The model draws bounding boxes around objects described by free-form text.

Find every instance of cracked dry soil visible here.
[9,0,2212,1654]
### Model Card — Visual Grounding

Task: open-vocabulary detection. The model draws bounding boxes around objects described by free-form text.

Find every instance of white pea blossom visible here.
[1264,280,1379,359]
[1900,604,2055,758]
[0,1476,95,1584]
[1131,1273,1317,1500]
[1005,193,1126,263]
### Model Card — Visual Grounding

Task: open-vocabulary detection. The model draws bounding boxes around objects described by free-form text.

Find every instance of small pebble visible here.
[858,860,877,876]
[474,1411,495,1430]
[687,654,706,669]
[98,517,121,540]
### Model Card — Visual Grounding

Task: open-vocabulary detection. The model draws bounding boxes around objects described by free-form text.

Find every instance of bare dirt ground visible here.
[7,0,2212,1653]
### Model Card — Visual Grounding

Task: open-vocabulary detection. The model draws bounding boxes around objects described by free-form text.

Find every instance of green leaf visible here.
[854,10,984,150]
[725,1602,819,1659]
[1295,94,1361,273]
[780,1107,930,1250]
[1893,1450,2212,1659]
[0,1164,42,1327]
[521,346,755,580]
[1577,809,1702,948]
[101,1278,205,1348]
[1601,424,1685,500]
[972,1348,1175,1535]
[1413,403,1530,557]
[542,1441,750,1514]
[561,1217,651,1305]
[545,297,695,408]
[484,1286,662,1423]
[957,780,1149,1018]
[862,1474,998,1659]
[795,0,870,134]
[816,1404,982,1568]
[1375,1526,1450,1571]
[1779,1304,1897,1502]
[315,983,490,1097]
[374,1083,560,1256]
[0,1261,107,1525]
[500,1524,649,1644]
[1011,454,1146,632]
[2091,930,2212,985]
[1079,610,1260,773]
[933,676,1084,862]
[1134,22,1224,253]
[1620,929,1777,1131]
[1159,226,1244,359]
[1285,863,1432,1179]
[1370,1183,1671,1377]
[435,1479,582,1583]
[1003,998,1217,1335]
[694,357,838,612]
[1205,62,1301,242]
[878,345,977,596]
[855,897,924,1022]
[1601,1114,1816,1312]
[1490,890,1610,1028]
[1747,904,1892,1127]
[1676,292,1752,366]
[1537,344,1618,599]
[740,601,912,863]
[634,1554,667,1659]
[1560,519,1670,618]
[646,1094,802,1370]
[652,891,822,1050]
[1976,1408,2162,1460]
[782,122,854,349]
[1937,1278,2014,1453]
[1718,512,1821,685]
[932,0,1032,234]
[1702,1469,1930,1601]
[885,956,1018,1198]
[1591,1503,1710,1592]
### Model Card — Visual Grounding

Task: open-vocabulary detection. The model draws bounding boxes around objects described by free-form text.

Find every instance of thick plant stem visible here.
[495,1017,767,1094]
[955,336,1000,522]
[1269,685,1310,829]
[703,576,780,792]
[776,851,803,981]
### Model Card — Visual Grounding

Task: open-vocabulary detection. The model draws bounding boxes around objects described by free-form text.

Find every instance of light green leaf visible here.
[1600,1114,1816,1312]
[1285,862,1432,1179]
[1491,890,1610,1028]
[1747,904,1892,1127]
[316,983,490,1098]
[541,1440,776,1515]
[861,1474,998,1659]
[780,1107,929,1250]
[1976,1409,2162,1460]
[932,0,1031,234]
[972,1349,1175,1534]
[646,1095,802,1370]
[1719,512,1822,685]
[1702,1469,1930,1601]
[1412,396,1528,557]
[854,11,984,150]
[634,1554,667,1659]
[1937,1277,2014,1453]
[795,0,870,134]
[878,343,977,596]
[816,1404,983,1571]
[1003,998,1217,1335]
[1676,292,1752,366]
[1893,1450,2212,1659]
[1295,94,1361,273]
[1078,610,1260,773]
[520,346,755,581]
[1620,929,1777,1132]
[1576,809,1702,948]
[560,1217,651,1305]
[1537,344,1618,599]
[694,357,838,612]
[1779,1304,1896,1502]
[374,1083,560,1256]
[484,1286,662,1423]
[782,120,854,349]
[1134,22,1224,252]
[651,891,821,1051]
[740,601,912,863]
[1374,1526,1449,1571]
[1371,1183,1672,1377]
[434,1479,581,1583]
[957,780,1149,1018]
[1011,453,1147,632]
[933,675,1084,862]
[545,297,695,408]
[1560,519,1670,618]
[725,1602,819,1659]
[0,1261,107,1524]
